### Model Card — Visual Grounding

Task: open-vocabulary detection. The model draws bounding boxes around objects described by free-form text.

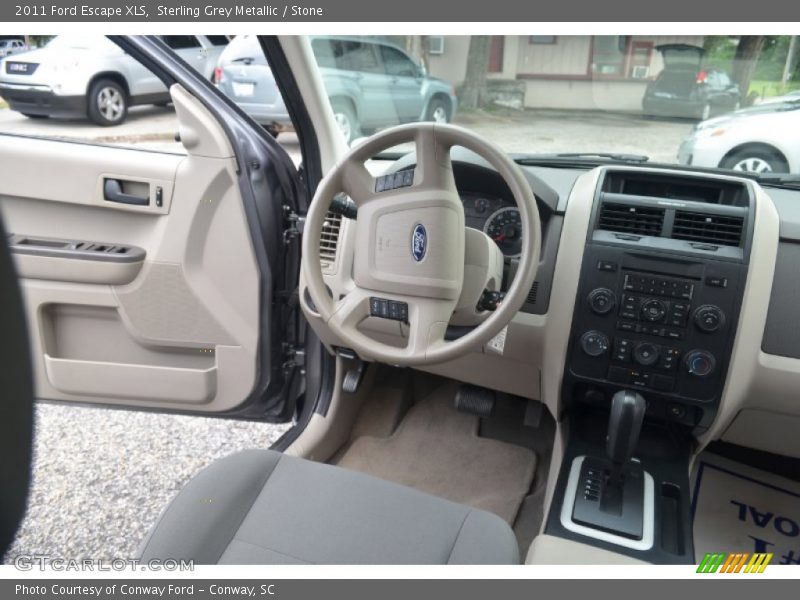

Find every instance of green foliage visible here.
[704,35,799,84]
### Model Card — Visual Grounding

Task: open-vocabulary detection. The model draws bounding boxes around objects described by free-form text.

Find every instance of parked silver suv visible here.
[216,35,457,141]
[0,35,228,126]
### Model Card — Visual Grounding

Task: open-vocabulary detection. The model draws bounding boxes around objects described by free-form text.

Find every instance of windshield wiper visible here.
[515,152,650,166]
[749,173,800,188]
[553,152,650,163]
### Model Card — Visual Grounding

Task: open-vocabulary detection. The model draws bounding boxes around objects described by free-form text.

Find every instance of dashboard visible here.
[305,147,800,457]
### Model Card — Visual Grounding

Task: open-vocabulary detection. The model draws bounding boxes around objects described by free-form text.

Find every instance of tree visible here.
[459,36,491,111]
[731,36,765,100]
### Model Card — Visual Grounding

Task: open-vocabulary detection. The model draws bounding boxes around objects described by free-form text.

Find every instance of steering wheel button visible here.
[369,297,389,318]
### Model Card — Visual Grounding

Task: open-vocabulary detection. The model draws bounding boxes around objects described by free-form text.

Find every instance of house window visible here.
[591,36,630,76]
[628,41,653,78]
[428,36,444,55]
[529,36,557,44]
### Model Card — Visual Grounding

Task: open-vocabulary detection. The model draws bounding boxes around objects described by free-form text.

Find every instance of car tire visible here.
[264,126,280,139]
[21,113,49,119]
[721,148,790,174]
[331,100,360,144]
[87,79,128,127]
[425,98,451,123]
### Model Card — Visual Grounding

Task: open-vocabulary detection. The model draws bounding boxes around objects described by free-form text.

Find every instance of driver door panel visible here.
[0,85,262,412]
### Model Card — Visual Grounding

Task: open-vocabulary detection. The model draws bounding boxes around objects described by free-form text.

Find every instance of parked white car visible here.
[0,39,28,58]
[678,99,800,173]
[0,35,228,126]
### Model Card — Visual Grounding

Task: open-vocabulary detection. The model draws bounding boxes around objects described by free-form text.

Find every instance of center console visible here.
[547,168,754,563]
[566,168,753,430]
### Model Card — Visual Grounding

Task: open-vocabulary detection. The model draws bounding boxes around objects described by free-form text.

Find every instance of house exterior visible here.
[426,35,706,112]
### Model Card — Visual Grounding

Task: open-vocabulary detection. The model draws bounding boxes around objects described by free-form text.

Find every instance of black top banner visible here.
[3,0,800,22]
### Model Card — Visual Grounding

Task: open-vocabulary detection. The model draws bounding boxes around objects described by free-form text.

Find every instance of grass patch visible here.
[749,80,800,99]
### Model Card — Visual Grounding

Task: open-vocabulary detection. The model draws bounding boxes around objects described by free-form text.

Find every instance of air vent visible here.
[598,202,665,236]
[526,281,539,305]
[319,211,342,272]
[671,211,744,247]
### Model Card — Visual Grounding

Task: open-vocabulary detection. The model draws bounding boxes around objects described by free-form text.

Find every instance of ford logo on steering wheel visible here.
[411,223,427,262]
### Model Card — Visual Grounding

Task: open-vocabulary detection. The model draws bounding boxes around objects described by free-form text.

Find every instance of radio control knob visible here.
[640,298,667,322]
[694,305,725,333]
[632,342,660,366]
[685,350,716,377]
[580,330,610,357]
[588,288,616,315]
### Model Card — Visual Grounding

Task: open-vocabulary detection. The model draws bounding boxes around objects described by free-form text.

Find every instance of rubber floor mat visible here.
[691,452,800,564]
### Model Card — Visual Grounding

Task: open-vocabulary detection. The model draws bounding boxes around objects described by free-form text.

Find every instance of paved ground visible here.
[0,105,694,164]
[3,404,290,563]
[0,104,693,563]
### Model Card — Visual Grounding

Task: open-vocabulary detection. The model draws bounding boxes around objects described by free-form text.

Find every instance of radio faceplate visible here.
[565,243,746,429]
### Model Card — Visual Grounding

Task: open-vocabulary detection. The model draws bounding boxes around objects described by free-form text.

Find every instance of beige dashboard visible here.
[301,164,800,457]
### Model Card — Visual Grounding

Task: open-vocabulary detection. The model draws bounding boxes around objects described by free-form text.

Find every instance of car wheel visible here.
[331,100,360,143]
[425,98,451,123]
[264,126,280,139]
[87,79,128,126]
[721,148,790,174]
[21,113,49,119]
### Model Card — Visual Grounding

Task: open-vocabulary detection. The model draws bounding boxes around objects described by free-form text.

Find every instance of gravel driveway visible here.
[3,403,290,563]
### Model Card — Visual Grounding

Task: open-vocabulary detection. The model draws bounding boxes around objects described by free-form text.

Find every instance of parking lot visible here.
[0,104,694,165]
[1,103,694,564]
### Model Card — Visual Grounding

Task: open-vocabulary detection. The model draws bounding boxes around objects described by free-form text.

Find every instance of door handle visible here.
[103,179,149,206]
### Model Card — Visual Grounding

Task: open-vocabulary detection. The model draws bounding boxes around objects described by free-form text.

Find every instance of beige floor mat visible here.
[691,452,800,563]
[337,384,537,523]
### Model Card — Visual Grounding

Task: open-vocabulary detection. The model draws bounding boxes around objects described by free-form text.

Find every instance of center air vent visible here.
[319,211,342,273]
[598,202,665,236]
[671,211,744,247]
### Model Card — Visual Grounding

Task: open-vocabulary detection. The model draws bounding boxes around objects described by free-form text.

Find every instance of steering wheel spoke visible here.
[339,161,380,207]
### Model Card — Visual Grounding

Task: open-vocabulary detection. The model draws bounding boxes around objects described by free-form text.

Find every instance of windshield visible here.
[308,35,800,177]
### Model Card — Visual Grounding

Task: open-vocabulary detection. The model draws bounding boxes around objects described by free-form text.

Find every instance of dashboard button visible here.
[685,350,716,377]
[694,305,725,333]
[632,342,660,366]
[652,375,675,392]
[608,366,628,383]
[580,331,610,357]
[597,260,618,272]
[706,276,728,288]
[588,288,616,315]
[640,298,667,322]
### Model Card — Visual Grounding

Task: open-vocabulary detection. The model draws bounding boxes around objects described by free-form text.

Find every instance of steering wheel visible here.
[302,123,541,366]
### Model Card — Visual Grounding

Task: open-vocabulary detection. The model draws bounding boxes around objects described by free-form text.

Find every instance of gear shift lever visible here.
[569,390,648,540]
[606,390,646,486]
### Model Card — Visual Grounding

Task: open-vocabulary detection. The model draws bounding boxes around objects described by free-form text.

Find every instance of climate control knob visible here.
[640,298,667,322]
[587,288,616,315]
[685,350,716,377]
[632,342,660,366]
[580,330,610,357]
[694,305,725,333]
